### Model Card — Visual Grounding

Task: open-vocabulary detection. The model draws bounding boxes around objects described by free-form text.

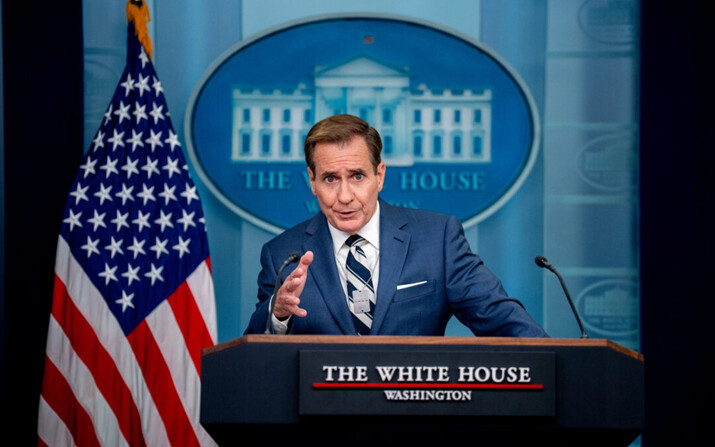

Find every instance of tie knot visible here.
[346,234,364,247]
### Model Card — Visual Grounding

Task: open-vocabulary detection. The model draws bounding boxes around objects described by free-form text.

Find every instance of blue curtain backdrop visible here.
[4,0,714,445]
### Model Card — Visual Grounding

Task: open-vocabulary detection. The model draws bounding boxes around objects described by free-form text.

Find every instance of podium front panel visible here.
[200,335,643,447]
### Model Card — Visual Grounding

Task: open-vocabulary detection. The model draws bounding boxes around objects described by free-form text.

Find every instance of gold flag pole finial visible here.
[126,0,153,59]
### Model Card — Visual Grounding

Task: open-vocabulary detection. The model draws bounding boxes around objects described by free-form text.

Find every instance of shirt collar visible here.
[328,201,381,255]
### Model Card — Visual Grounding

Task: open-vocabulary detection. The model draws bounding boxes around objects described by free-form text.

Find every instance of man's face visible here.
[308,136,385,234]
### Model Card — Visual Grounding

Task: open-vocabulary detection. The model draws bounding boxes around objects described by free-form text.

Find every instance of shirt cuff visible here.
[269,294,291,334]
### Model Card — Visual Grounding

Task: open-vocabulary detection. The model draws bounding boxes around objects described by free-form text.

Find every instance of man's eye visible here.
[354,173,364,181]
[325,176,335,183]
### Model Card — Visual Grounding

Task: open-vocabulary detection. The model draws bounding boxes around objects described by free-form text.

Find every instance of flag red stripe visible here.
[40,356,102,447]
[127,320,201,447]
[168,281,213,376]
[51,275,147,447]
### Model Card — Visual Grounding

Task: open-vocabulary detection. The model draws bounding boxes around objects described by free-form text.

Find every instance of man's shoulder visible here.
[381,200,454,226]
[265,213,321,247]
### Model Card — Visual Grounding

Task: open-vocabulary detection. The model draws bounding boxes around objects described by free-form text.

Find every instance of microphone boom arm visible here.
[265,252,300,334]
[535,256,588,338]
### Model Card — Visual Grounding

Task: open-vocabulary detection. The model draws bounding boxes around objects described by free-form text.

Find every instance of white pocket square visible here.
[396,280,428,290]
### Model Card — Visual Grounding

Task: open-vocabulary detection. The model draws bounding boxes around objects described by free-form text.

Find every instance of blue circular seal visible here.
[185,14,539,233]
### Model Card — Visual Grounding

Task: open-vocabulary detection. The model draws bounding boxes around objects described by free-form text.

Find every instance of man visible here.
[245,114,548,337]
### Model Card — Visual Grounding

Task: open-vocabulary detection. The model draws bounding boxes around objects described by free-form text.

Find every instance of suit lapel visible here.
[303,214,356,334]
[371,200,410,334]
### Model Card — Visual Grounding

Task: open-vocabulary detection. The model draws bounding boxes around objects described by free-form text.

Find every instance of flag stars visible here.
[145,129,163,151]
[120,74,134,96]
[162,157,181,178]
[63,209,83,231]
[105,237,124,259]
[98,263,118,285]
[139,48,150,68]
[80,157,97,178]
[94,183,113,206]
[116,183,135,206]
[114,101,131,124]
[110,210,130,232]
[145,263,165,285]
[127,237,147,259]
[121,157,140,179]
[132,210,151,232]
[177,209,196,232]
[159,183,177,205]
[142,157,160,179]
[150,102,165,123]
[165,130,181,151]
[103,105,113,126]
[122,263,141,286]
[87,210,107,232]
[150,236,169,258]
[100,156,119,178]
[154,210,174,232]
[152,76,163,96]
[92,130,106,152]
[173,236,191,258]
[180,184,199,205]
[127,130,144,151]
[133,102,148,124]
[81,235,100,258]
[69,183,89,205]
[108,129,126,151]
[135,73,151,97]
[115,290,135,312]
[137,184,156,206]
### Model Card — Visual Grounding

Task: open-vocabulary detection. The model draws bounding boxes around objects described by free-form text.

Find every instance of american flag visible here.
[37,17,218,447]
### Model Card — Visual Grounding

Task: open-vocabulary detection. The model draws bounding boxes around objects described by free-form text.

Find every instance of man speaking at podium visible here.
[245,114,548,337]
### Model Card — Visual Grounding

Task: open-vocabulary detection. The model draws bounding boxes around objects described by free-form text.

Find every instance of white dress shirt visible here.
[328,202,381,300]
[272,203,381,334]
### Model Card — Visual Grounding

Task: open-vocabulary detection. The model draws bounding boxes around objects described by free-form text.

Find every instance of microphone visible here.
[535,256,588,338]
[265,252,301,334]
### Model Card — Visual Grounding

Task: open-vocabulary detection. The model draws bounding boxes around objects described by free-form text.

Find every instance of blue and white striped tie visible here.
[345,234,375,335]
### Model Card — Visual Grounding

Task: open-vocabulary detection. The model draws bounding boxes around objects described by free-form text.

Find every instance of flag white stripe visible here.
[37,397,75,447]
[186,260,218,344]
[145,300,217,447]
[43,317,130,447]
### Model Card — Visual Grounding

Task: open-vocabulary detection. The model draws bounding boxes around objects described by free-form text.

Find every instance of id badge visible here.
[352,289,372,313]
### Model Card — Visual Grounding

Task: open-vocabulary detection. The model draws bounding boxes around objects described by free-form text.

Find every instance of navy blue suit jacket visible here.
[245,199,548,337]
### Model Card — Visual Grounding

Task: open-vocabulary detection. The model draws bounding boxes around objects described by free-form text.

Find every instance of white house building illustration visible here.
[231,55,492,165]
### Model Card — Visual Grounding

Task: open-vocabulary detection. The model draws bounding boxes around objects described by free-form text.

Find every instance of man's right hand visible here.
[272,251,313,320]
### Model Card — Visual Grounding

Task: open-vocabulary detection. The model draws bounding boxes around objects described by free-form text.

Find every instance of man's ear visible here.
[376,162,386,191]
[307,166,316,195]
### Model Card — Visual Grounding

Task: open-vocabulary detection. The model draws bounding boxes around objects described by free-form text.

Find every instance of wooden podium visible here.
[200,335,644,446]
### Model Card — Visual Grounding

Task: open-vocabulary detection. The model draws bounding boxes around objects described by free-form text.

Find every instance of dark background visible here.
[2,1,713,445]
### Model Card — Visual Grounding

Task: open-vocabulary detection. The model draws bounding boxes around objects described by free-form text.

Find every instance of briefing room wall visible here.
[81,0,640,349]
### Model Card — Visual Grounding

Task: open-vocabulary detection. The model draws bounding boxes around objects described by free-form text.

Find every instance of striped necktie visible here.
[345,234,375,335]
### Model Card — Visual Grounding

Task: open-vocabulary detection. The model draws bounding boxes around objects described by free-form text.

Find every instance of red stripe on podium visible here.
[313,382,543,390]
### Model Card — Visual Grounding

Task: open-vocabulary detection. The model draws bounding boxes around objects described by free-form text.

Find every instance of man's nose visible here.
[337,181,353,202]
